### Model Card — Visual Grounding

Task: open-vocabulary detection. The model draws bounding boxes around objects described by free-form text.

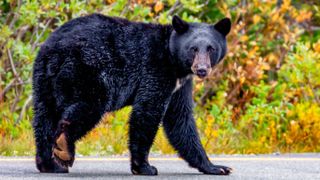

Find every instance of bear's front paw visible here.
[200,164,232,175]
[52,132,74,168]
[131,164,158,176]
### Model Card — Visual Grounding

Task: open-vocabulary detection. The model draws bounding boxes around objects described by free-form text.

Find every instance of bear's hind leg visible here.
[52,102,103,168]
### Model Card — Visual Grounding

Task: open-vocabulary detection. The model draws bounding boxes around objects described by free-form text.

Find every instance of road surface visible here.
[0,154,319,179]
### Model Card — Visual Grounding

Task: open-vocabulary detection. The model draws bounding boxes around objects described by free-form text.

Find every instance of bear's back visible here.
[39,14,170,69]
[44,14,128,50]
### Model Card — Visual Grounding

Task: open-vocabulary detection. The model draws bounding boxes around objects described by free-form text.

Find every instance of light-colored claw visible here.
[220,168,226,174]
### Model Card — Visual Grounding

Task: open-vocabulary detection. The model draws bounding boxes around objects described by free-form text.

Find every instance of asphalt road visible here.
[0,154,319,179]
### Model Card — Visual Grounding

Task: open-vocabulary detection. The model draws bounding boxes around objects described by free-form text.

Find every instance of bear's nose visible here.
[196,69,207,78]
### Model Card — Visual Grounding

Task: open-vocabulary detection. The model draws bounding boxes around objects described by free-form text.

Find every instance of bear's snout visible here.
[195,68,208,78]
[191,53,212,79]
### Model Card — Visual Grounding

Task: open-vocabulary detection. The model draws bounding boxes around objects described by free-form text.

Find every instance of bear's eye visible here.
[190,46,198,53]
[207,46,216,52]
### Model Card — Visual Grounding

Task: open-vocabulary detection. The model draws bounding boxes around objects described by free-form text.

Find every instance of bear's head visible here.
[169,16,231,79]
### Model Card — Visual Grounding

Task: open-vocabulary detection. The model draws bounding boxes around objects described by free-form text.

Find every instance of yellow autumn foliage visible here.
[0,0,319,156]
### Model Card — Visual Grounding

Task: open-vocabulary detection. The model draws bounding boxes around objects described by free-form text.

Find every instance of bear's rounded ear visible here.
[172,15,189,34]
[214,17,231,36]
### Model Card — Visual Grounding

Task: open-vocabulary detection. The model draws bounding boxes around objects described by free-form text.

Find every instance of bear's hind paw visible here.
[52,133,74,168]
[36,156,69,173]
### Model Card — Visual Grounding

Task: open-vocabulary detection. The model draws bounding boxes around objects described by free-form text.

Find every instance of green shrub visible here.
[0,0,319,155]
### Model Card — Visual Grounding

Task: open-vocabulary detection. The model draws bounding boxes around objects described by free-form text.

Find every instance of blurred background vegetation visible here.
[0,0,319,156]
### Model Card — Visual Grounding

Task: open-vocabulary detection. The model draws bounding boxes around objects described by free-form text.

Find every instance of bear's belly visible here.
[99,70,137,112]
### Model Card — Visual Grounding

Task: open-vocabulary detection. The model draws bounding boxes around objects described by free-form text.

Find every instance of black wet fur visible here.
[32,14,231,175]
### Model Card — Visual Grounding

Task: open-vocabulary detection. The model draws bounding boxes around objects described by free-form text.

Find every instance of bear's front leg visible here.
[129,90,171,176]
[163,79,232,175]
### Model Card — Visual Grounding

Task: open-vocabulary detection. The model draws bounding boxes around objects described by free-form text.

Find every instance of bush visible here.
[0,0,319,155]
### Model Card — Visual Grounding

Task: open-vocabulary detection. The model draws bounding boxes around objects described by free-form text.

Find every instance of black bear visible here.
[32,14,232,175]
